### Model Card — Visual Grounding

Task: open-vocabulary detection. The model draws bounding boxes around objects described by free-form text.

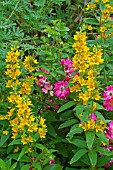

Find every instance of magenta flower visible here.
[88,113,97,121]
[60,58,75,81]
[60,58,73,67]
[103,85,113,100]
[54,80,70,99]
[103,98,113,111]
[49,159,55,165]
[103,85,113,111]
[105,121,113,140]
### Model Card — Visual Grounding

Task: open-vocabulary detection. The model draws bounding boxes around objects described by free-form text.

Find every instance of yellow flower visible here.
[38,127,47,138]
[100,26,106,33]
[102,0,108,3]
[11,133,18,139]
[3,130,9,135]
[88,25,93,31]
[14,146,19,153]
[6,80,13,88]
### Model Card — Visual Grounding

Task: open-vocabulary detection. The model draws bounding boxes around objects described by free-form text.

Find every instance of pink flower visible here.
[103,98,113,111]
[105,121,113,139]
[103,85,113,100]
[60,58,73,67]
[49,159,55,165]
[54,80,70,99]
[42,82,53,95]
[40,68,49,74]
[37,76,47,87]
[60,58,75,81]
[88,113,97,121]
[104,162,111,168]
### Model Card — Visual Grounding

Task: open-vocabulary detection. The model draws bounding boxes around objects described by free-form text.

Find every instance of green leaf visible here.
[43,164,63,170]
[35,143,46,150]
[9,162,17,170]
[0,159,8,170]
[70,149,87,164]
[96,131,108,145]
[97,156,111,166]
[86,131,95,149]
[60,26,70,32]
[95,147,110,155]
[100,4,106,12]
[0,133,11,147]
[67,125,83,139]
[59,119,78,129]
[88,150,97,167]
[9,139,22,146]
[94,111,106,123]
[67,139,87,148]
[18,145,29,161]
[57,101,75,113]
[81,110,91,122]
[20,164,31,170]
[33,162,42,170]
[84,18,99,25]
[74,104,85,117]
[96,103,106,110]
[47,123,57,137]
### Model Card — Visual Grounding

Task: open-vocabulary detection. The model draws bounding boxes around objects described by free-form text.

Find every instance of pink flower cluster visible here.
[54,80,70,99]
[60,58,75,81]
[103,85,113,111]
[36,68,53,96]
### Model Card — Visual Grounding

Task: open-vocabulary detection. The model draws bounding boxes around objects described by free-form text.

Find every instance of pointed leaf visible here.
[20,164,31,170]
[0,159,8,170]
[59,119,78,129]
[88,150,97,167]
[70,149,87,164]
[43,164,63,170]
[96,131,108,145]
[9,139,22,146]
[68,139,87,148]
[0,133,11,147]
[57,101,75,113]
[18,145,29,161]
[9,162,17,170]
[86,131,95,149]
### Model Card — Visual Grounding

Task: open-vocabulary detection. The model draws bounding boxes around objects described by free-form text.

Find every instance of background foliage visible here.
[1,0,113,170]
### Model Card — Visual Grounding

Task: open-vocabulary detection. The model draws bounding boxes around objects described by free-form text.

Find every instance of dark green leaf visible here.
[18,145,29,161]
[59,119,78,129]
[70,149,87,164]
[68,139,87,148]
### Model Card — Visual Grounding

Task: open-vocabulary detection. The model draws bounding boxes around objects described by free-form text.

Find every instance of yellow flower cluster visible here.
[101,3,113,39]
[86,4,96,11]
[79,119,107,132]
[70,32,103,105]
[4,47,47,145]
[23,55,38,72]
[5,47,21,79]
